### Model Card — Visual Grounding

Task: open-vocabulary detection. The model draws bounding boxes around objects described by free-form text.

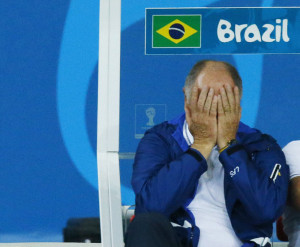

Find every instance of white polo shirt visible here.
[183,121,242,247]
[282,141,300,247]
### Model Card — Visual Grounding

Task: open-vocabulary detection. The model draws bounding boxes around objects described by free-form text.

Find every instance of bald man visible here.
[125,60,289,247]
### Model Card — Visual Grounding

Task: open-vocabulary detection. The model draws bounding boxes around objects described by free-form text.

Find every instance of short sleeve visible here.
[283,141,300,180]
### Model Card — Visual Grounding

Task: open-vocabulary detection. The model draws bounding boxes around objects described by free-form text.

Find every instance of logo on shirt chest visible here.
[230,166,240,177]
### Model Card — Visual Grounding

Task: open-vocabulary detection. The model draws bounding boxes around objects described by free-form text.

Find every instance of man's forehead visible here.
[199,66,232,79]
[202,61,228,71]
[196,65,234,88]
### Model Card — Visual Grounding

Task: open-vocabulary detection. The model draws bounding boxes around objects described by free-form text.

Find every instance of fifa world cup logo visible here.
[146,107,156,126]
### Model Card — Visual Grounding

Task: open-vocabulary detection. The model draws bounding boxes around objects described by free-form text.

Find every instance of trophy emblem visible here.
[135,104,167,139]
[145,107,156,126]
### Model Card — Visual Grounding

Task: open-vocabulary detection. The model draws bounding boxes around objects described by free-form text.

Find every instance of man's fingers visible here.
[225,84,235,109]
[210,95,218,117]
[189,85,199,110]
[234,86,240,112]
[217,95,224,115]
[220,87,230,113]
[203,88,214,114]
[198,85,209,111]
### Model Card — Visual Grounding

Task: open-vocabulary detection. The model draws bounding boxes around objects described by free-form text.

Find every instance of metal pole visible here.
[97,0,123,246]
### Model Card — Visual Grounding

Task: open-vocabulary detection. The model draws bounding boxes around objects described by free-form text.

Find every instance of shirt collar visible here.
[183,120,194,146]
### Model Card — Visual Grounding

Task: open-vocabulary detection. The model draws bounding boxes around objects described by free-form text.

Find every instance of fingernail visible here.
[209,88,214,93]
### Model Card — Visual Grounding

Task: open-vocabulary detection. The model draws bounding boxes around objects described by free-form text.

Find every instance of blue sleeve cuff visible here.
[225,143,243,155]
[185,148,208,175]
[186,148,204,163]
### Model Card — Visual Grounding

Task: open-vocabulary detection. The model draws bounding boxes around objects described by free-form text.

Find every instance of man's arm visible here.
[287,176,300,210]
[217,84,289,224]
[132,130,207,216]
[219,136,289,224]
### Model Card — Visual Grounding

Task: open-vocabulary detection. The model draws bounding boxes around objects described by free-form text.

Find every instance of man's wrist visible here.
[191,143,214,159]
[218,135,237,149]
[218,139,238,153]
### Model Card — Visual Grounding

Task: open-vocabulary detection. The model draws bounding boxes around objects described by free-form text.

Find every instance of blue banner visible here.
[146,7,300,54]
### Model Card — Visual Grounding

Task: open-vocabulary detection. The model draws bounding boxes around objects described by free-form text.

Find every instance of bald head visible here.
[184,60,242,101]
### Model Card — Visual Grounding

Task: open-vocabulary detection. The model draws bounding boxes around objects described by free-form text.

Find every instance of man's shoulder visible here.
[145,112,184,137]
[237,121,259,135]
[141,113,189,152]
[235,126,285,165]
[237,122,279,148]
[145,121,176,136]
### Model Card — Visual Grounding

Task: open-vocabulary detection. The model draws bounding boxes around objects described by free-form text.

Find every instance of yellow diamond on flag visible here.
[156,19,198,44]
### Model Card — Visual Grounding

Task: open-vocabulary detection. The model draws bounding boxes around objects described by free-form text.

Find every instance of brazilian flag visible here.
[153,15,201,48]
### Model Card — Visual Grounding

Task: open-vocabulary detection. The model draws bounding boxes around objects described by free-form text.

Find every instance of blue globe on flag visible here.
[169,23,185,39]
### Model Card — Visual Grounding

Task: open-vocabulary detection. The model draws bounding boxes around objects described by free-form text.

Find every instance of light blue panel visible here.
[234,55,263,127]
[57,0,99,188]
